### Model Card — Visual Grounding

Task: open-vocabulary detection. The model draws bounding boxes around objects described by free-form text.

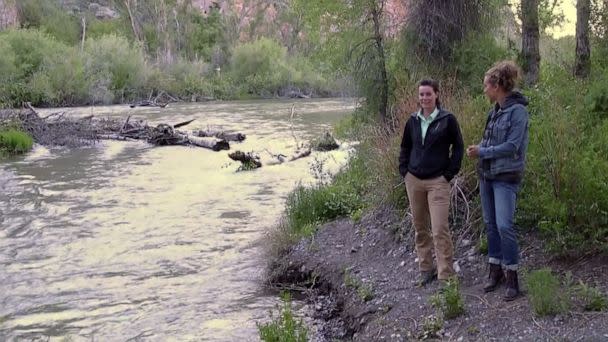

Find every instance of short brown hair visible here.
[485,61,521,92]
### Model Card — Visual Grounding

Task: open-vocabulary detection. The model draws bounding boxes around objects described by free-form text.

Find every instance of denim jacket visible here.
[478,92,530,180]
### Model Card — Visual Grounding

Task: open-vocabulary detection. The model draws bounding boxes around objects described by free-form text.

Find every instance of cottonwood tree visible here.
[521,0,541,86]
[405,0,496,65]
[575,0,591,78]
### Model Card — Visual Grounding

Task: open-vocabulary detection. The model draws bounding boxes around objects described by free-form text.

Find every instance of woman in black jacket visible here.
[399,79,464,286]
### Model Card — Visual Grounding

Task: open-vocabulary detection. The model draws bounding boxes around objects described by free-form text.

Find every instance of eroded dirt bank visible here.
[268,206,608,341]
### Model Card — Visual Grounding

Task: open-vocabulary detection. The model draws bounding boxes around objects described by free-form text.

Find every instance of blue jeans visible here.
[479,179,520,270]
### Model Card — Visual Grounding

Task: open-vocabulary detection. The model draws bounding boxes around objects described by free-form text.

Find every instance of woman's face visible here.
[483,76,499,102]
[418,85,438,112]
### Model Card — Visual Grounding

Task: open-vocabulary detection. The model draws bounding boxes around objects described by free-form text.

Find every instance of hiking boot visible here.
[417,269,437,287]
[503,270,520,301]
[483,263,504,293]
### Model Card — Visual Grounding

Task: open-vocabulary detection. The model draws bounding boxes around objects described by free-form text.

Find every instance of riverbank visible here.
[268,205,608,341]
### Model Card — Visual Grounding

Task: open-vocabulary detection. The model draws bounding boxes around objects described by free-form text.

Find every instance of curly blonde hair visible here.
[485,61,521,92]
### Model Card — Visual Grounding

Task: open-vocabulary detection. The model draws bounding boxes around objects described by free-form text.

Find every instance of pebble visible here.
[400,261,406,267]
[457,337,464,342]
[468,256,477,262]
[461,239,472,247]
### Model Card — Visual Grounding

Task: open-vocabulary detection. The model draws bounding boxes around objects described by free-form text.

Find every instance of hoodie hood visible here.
[497,91,529,110]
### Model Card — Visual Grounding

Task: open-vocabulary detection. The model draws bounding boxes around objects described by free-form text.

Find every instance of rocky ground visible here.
[268,206,608,341]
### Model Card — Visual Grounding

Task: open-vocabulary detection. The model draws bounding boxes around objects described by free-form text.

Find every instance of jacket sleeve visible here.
[444,115,464,181]
[398,119,412,177]
[479,106,529,160]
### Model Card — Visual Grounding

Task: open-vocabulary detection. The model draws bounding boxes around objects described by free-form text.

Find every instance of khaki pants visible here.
[405,173,455,280]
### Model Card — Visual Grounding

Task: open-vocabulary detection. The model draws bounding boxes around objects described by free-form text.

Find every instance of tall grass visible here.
[0,129,34,156]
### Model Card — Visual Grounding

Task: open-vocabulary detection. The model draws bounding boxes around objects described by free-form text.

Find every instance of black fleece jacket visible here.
[398,109,464,181]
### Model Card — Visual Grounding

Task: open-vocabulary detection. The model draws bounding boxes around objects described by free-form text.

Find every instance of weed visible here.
[526,268,569,316]
[419,315,443,340]
[574,281,607,312]
[258,292,308,342]
[429,278,465,319]
[343,269,375,302]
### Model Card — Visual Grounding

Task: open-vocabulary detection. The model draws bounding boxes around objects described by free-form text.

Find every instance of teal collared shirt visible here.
[417,108,439,144]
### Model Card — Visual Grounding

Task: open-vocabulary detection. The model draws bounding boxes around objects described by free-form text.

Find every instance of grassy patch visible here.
[430,278,465,320]
[258,292,308,342]
[526,268,569,316]
[343,268,374,302]
[0,128,34,156]
[573,280,607,312]
[418,315,443,340]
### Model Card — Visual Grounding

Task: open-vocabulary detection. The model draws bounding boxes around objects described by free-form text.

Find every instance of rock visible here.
[400,261,405,267]
[89,3,120,19]
[453,260,461,273]
[351,247,358,253]
[467,256,476,263]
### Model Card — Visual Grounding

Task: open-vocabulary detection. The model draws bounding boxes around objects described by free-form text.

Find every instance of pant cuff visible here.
[488,257,501,265]
[503,264,518,271]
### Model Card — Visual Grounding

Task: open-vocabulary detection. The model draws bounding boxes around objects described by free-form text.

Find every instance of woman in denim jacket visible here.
[466,61,529,301]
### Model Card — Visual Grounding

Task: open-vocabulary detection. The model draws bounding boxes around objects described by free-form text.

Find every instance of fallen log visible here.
[264,148,312,166]
[129,100,168,108]
[187,136,230,151]
[193,129,246,142]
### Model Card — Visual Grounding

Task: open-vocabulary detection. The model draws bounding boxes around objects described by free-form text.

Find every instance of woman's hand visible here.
[466,145,480,158]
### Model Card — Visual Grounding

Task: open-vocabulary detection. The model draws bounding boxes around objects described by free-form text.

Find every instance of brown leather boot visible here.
[483,263,504,293]
[503,270,520,301]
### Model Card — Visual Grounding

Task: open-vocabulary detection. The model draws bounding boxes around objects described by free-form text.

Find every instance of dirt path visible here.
[269,207,608,341]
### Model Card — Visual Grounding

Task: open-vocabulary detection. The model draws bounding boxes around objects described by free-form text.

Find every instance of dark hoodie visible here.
[399,108,464,181]
[478,91,530,183]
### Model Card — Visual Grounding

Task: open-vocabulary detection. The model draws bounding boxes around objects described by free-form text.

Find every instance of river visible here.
[0,99,355,341]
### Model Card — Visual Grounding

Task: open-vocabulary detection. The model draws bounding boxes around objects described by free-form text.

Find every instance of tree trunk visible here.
[575,0,591,78]
[80,17,86,52]
[371,0,389,122]
[521,0,541,86]
[125,0,142,43]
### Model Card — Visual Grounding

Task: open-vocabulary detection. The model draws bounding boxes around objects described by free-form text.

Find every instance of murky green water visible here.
[0,99,355,341]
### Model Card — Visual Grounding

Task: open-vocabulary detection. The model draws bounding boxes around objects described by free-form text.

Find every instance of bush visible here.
[0,129,34,156]
[230,38,291,96]
[573,280,607,312]
[430,278,465,320]
[29,47,90,106]
[257,292,308,342]
[453,33,512,92]
[285,154,367,237]
[526,268,569,316]
[84,34,148,104]
[17,0,81,45]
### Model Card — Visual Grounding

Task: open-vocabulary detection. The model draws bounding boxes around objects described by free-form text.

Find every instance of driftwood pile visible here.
[2,103,341,170]
[1,104,236,151]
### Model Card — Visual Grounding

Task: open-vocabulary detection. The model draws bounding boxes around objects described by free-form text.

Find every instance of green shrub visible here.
[230,38,290,95]
[258,292,308,342]
[17,0,81,45]
[430,278,465,319]
[0,129,34,156]
[526,268,569,316]
[453,33,512,92]
[84,34,148,104]
[29,47,90,106]
[285,154,367,236]
[162,59,212,99]
[574,281,607,312]
[518,67,608,253]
